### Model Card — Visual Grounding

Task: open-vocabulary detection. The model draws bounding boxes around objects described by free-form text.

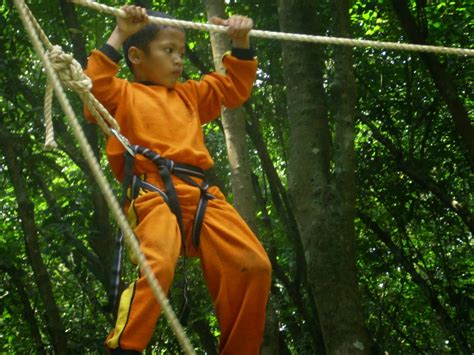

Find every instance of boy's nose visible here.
[174,54,183,66]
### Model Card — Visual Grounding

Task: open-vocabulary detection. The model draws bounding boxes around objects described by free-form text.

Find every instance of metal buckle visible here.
[110,128,135,157]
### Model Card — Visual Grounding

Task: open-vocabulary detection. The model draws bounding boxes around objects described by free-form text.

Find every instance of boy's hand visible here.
[117,5,148,38]
[107,5,148,51]
[209,15,253,49]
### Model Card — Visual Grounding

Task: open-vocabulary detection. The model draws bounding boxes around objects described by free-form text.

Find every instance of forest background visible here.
[0,0,472,353]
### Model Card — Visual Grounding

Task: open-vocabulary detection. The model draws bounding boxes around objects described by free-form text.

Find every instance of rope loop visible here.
[43,43,123,141]
[13,0,196,353]
[48,45,92,94]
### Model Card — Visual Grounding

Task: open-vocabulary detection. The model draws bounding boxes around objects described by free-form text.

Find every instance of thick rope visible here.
[46,44,121,135]
[13,1,196,353]
[70,0,474,57]
[43,81,58,150]
[22,1,121,148]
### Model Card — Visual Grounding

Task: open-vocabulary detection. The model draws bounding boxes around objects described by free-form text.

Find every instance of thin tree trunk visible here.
[277,0,329,353]
[4,266,46,354]
[61,0,115,271]
[327,0,374,353]
[35,173,114,324]
[35,173,107,286]
[260,297,280,355]
[203,1,277,352]
[391,0,474,168]
[0,120,68,354]
[253,173,323,352]
[203,0,258,233]
[191,319,218,355]
[245,106,307,285]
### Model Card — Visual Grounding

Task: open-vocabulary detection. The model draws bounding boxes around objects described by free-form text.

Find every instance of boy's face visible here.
[131,27,185,88]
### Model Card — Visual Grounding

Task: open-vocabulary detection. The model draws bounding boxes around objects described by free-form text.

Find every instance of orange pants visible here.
[105,174,272,354]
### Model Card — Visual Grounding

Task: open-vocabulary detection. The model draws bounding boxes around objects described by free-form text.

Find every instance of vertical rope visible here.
[13,1,196,353]
[43,80,58,150]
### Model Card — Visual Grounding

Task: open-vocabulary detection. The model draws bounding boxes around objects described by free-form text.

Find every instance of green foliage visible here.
[0,0,472,353]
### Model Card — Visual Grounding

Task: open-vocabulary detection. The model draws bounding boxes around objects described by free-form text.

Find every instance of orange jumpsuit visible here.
[85,47,271,354]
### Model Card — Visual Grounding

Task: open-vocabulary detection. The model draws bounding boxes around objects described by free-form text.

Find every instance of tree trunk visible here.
[4,266,46,354]
[203,0,277,352]
[277,0,329,353]
[35,173,107,286]
[61,0,115,271]
[278,0,373,352]
[253,173,323,352]
[260,296,280,355]
[203,0,258,233]
[0,120,68,354]
[245,106,307,284]
[192,318,218,355]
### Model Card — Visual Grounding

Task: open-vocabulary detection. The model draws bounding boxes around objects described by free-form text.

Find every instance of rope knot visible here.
[42,44,122,149]
[47,45,92,94]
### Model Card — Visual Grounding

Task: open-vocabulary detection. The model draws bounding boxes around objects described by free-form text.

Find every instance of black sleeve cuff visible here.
[99,43,122,63]
[231,47,255,60]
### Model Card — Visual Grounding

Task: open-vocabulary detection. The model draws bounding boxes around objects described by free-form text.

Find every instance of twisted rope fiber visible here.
[43,83,57,150]
[13,1,196,353]
[70,0,474,57]
[22,1,121,148]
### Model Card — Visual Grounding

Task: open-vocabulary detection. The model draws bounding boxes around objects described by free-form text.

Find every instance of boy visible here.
[84,5,271,354]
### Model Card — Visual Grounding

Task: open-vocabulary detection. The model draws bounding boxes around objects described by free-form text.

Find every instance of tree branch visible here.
[391,0,474,168]
[358,210,471,353]
[360,114,474,234]
[0,119,69,353]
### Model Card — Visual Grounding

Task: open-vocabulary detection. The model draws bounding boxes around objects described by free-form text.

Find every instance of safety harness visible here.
[108,130,215,319]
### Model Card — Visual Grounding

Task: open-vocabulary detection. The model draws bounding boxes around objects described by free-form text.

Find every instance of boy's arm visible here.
[187,15,256,124]
[84,48,124,121]
[84,6,147,121]
[188,52,257,124]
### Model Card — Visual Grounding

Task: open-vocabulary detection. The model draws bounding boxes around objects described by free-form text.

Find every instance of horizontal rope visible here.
[69,0,474,57]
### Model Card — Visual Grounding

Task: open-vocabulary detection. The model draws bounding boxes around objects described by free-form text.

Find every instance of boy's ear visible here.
[128,46,143,65]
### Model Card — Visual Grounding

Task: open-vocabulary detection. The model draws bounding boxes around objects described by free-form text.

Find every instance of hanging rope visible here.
[21,0,121,148]
[11,0,471,352]
[12,1,196,354]
[69,0,474,57]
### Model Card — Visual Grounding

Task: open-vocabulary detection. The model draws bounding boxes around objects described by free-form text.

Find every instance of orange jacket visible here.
[84,49,257,181]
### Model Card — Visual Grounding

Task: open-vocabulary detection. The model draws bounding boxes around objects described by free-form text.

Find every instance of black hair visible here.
[123,10,184,70]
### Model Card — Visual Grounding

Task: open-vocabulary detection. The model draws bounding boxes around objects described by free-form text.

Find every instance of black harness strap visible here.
[107,145,215,318]
[192,184,212,248]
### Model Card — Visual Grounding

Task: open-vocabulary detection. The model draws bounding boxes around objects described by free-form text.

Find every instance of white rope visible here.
[46,44,121,135]
[69,0,474,57]
[13,1,196,353]
[22,1,121,144]
[43,80,58,150]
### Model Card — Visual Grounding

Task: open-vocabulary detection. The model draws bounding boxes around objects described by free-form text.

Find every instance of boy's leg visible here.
[197,187,272,355]
[106,191,181,351]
